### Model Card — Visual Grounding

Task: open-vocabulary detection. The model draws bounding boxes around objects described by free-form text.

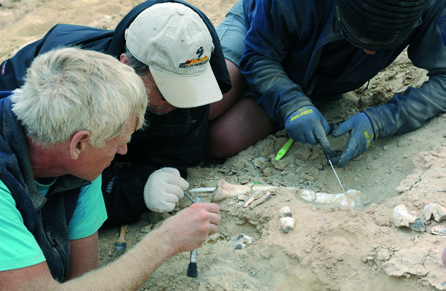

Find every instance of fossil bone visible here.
[210,179,291,202]
[209,179,359,208]
[250,191,272,209]
[243,190,261,207]
[298,189,359,207]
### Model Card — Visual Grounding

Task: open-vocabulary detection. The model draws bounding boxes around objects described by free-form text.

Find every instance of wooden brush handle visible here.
[117,224,128,242]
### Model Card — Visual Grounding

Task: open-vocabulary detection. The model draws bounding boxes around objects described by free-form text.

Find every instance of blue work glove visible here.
[331,112,375,167]
[284,105,332,153]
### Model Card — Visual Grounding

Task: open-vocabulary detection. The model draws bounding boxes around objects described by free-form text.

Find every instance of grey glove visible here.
[143,167,189,213]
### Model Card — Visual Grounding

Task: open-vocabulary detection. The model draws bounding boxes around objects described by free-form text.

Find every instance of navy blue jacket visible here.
[241,0,446,139]
[0,95,90,281]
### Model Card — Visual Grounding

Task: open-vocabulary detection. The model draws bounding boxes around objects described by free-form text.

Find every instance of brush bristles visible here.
[113,242,127,259]
[187,262,198,277]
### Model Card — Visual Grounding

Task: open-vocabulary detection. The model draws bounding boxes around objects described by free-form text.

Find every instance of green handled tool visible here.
[275,138,294,160]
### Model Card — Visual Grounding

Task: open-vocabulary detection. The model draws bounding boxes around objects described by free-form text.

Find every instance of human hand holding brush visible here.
[185,195,201,277]
[57,203,220,290]
[159,202,221,254]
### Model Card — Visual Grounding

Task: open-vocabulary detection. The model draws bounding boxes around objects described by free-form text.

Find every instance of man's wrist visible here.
[144,227,178,259]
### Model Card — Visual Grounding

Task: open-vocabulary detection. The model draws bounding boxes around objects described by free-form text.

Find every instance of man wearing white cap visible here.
[0,0,231,225]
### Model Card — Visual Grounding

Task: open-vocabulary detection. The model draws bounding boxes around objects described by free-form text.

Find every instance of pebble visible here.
[252,157,268,168]
[297,148,312,160]
[377,249,390,261]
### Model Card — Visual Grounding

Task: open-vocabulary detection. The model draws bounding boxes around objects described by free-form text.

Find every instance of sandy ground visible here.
[1,0,446,290]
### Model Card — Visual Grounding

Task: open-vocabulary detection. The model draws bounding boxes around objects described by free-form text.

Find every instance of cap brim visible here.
[150,64,222,108]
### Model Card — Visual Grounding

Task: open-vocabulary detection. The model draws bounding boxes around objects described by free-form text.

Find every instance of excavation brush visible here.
[113,224,128,259]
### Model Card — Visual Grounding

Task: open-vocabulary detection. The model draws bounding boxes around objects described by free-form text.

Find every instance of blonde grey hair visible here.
[11,47,147,148]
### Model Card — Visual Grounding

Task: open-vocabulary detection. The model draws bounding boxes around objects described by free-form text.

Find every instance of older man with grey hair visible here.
[0,47,221,289]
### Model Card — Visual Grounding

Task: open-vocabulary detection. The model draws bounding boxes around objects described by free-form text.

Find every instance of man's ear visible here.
[70,130,91,159]
[120,53,129,65]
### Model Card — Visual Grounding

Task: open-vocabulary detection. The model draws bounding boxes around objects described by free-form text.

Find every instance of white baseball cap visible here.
[125,3,223,108]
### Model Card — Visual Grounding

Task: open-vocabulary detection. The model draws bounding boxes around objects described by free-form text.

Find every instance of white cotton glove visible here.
[143,167,189,213]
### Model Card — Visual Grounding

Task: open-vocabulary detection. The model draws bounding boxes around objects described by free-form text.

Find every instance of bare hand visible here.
[157,203,221,256]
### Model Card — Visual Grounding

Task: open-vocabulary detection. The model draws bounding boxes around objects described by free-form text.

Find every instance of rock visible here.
[271,158,288,171]
[279,206,292,218]
[231,233,253,250]
[261,146,275,158]
[392,204,417,227]
[262,167,275,177]
[429,225,446,235]
[280,217,295,233]
[377,249,391,261]
[374,213,391,226]
[409,218,426,232]
[423,203,446,222]
[383,249,429,277]
[297,148,312,160]
[140,225,152,233]
[252,157,268,168]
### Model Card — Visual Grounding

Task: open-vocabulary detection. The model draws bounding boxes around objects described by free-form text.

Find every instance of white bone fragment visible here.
[244,190,260,208]
[298,189,359,207]
[211,180,252,202]
[210,179,359,208]
[211,179,301,202]
[237,194,247,201]
[279,206,292,218]
[250,191,272,209]
[393,204,417,227]
[280,217,295,233]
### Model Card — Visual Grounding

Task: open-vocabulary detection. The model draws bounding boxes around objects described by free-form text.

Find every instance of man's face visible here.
[142,70,177,115]
[71,116,136,181]
[119,54,177,115]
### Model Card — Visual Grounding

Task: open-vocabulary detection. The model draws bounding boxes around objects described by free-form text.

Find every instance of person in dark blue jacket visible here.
[208,0,446,167]
[0,1,231,226]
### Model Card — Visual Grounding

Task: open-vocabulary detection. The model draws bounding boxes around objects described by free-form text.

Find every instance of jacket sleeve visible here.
[0,24,113,91]
[364,0,446,139]
[0,40,43,90]
[240,0,313,127]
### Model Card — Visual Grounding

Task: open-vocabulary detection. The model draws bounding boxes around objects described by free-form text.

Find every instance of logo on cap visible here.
[179,46,209,69]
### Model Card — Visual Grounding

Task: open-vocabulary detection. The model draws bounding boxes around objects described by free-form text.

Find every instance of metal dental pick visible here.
[325,154,346,194]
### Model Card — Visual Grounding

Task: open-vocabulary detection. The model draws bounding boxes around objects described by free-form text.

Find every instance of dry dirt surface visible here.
[1,0,446,290]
